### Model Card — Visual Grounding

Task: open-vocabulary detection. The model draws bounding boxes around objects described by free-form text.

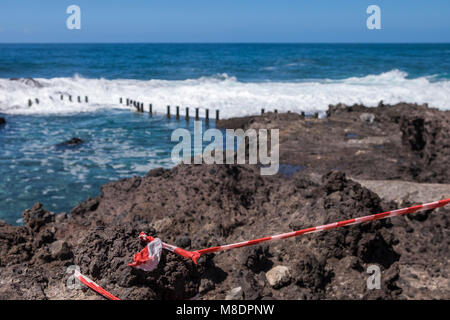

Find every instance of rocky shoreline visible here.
[0,103,449,300]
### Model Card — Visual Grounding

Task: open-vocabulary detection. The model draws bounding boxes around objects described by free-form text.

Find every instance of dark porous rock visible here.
[23,203,55,233]
[175,236,191,249]
[293,250,330,292]
[241,245,272,273]
[49,240,72,260]
[199,278,215,294]
[73,223,200,299]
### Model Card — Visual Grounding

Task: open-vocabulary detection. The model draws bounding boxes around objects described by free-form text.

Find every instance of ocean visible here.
[0,43,449,224]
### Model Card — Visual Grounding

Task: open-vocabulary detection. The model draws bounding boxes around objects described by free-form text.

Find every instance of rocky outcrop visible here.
[217,103,450,183]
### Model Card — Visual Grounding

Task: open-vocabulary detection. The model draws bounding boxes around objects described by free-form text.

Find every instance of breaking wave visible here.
[0,70,449,118]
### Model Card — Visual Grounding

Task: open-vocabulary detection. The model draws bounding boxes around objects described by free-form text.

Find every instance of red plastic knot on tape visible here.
[129,232,200,271]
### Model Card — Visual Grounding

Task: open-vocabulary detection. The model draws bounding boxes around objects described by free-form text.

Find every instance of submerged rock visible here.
[9,77,44,88]
[0,117,5,125]
[57,137,84,147]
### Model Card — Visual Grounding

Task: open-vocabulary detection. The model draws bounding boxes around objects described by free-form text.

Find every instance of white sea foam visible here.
[0,70,449,118]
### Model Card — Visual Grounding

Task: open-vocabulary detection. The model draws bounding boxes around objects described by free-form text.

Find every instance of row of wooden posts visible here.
[60,95,89,103]
[120,98,318,121]
[120,97,220,123]
[27,94,89,107]
[27,94,318,119]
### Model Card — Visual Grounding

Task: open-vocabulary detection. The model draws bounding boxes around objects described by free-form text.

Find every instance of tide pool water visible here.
[0,110,213,224]
[0,43,449,223]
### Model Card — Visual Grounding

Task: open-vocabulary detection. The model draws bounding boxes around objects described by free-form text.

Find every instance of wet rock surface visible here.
[9,77,44,88]
[0,103,448,300]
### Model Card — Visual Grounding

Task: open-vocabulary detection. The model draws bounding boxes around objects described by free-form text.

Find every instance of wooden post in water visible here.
[167,105,171,119]
[261,108,265,115]
[185,107,189,122]
[216,109,219,121]
[141,102,144,112]
[35,98,39,104]
[126,98,129,106]
[176,106,180,120]
[120,97,123,104]
[78,96,81,103]
[205,109,209,125]
[69,95,72,102]
[149,104,153,117]
[28,99,32,107]
[195,108,199,121]
[85,96,88,103]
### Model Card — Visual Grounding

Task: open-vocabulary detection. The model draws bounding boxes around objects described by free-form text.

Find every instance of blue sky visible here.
[0,0,449,43]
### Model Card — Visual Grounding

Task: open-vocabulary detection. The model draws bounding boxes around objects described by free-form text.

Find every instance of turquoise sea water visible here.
[0,110,213,224]
[0,43,449,223]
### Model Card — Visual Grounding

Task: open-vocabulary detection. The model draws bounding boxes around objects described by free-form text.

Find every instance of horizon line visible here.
[0,41,449,45]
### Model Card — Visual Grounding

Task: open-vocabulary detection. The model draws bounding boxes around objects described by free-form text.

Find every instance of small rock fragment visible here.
[360,113,376,124]
[266,266,291,289]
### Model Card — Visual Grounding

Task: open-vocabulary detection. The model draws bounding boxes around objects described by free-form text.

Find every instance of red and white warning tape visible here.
[195,198,450,256]
[74,269,120,300]
[76,198,450,300]
[132,198,450,265]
